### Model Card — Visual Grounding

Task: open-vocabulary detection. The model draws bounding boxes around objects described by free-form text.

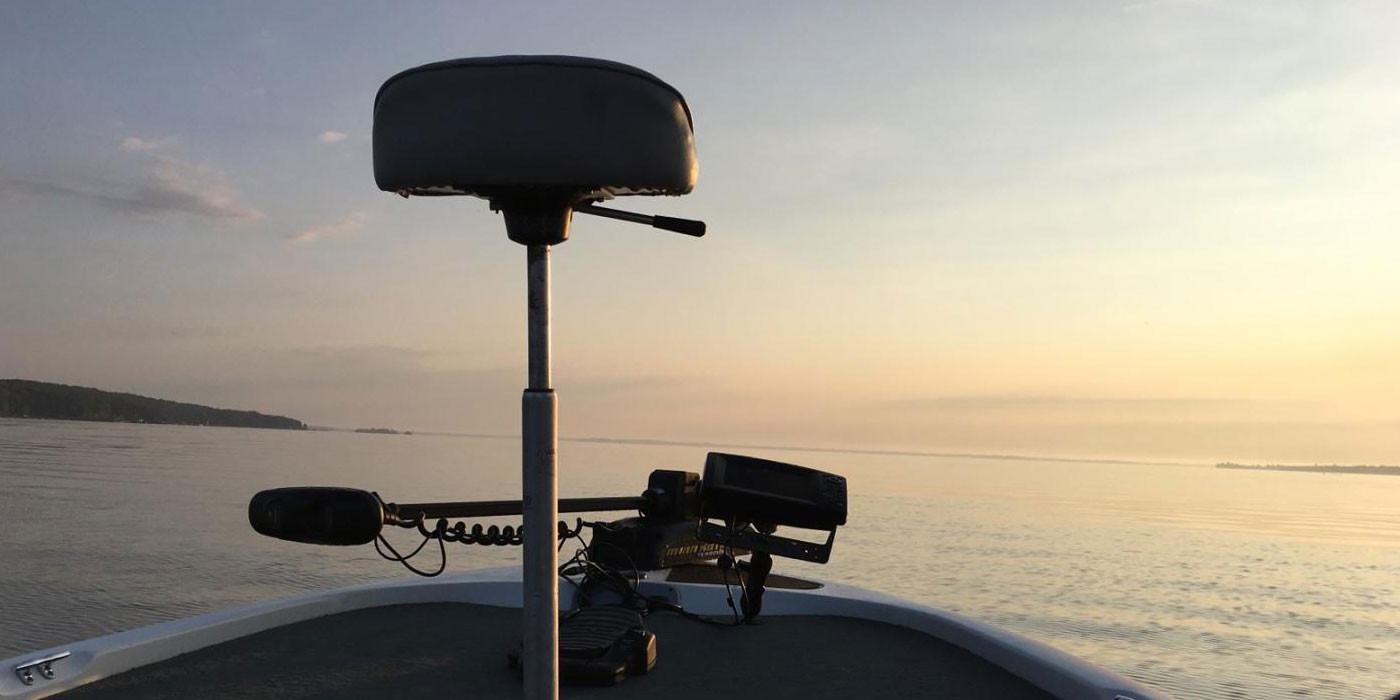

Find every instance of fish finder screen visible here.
[701,452,847,530]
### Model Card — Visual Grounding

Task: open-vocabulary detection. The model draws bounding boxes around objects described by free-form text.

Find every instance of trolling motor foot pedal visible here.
[509,606,656,685]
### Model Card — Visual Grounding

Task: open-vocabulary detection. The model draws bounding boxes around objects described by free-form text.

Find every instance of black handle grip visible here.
[652,215,706,237]
[574,204,706,238]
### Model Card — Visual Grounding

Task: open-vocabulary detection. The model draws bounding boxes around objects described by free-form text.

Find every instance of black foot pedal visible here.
[509,606,657,685]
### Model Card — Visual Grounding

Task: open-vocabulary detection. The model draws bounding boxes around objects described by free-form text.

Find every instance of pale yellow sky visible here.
[2,2,1398,464]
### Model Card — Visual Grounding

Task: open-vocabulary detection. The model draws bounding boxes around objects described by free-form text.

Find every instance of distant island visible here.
[354,427,411,435]
[0,379,306,430]
[1217,462,1400,476]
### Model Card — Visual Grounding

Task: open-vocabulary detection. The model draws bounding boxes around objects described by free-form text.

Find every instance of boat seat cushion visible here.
[373,56,697,198]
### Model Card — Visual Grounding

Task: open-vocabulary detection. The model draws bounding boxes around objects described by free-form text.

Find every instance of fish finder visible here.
[697,452,847,531]
[696,452,846,566]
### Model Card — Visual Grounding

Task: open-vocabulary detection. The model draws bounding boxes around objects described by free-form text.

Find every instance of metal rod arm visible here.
[574,203,706,237]
[388,496,646,521]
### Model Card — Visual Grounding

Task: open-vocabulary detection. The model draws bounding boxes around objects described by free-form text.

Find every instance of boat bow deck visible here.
[3,568,1172,700]
[60,602,1056,700]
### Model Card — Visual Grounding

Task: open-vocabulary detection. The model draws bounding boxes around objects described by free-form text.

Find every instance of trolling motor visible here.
[250,452,845,684]
[249,452,846,590]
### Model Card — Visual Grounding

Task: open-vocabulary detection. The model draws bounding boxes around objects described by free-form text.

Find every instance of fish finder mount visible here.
[696,452,847,565]
[695,452,847,622]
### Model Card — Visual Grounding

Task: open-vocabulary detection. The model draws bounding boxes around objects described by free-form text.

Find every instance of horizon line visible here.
[398,430,1207,468]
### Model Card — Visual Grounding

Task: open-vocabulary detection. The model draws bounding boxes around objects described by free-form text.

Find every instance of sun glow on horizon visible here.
[2,1,1399,464]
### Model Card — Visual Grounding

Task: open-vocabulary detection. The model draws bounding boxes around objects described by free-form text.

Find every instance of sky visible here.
[2,1,1398,464]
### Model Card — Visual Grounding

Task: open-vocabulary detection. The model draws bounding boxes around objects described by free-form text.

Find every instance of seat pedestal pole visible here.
[522,244,559,700]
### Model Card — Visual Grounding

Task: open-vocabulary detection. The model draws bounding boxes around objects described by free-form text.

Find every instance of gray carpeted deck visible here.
[62,603,1057,699]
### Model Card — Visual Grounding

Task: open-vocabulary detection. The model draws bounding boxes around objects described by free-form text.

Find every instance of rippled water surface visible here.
[2,418,1397,699]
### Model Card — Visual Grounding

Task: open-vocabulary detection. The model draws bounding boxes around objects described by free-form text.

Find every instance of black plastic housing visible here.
[640,469,701,522]
[588,517,727,570]
[248,487,384,546]
[699,453,847,530]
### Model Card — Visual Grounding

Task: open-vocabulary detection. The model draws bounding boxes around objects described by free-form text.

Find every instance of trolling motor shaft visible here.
[247,487,650,545]
[249,455,846,563]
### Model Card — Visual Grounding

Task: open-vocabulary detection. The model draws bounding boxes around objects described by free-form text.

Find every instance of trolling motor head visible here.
[248,487,383,546]
[372,55,701,245]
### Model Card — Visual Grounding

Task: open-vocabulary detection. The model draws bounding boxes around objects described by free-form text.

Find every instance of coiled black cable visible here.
[365,493,744,628]
[375,507,589,576]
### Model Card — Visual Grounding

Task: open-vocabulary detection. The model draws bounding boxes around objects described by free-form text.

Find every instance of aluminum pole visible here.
[521,244,558,700]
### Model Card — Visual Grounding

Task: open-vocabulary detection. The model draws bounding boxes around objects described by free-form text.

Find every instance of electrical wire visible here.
[375,529,447,577]
[552,521,739,627]
[369,497,746,628]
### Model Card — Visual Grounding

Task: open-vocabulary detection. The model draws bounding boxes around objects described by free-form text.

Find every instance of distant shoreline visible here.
[0,379,306,431]
[1217,462,1400,476]
[1,415,302,432]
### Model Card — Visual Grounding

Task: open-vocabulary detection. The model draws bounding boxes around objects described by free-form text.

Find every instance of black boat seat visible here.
[373,56,697,199]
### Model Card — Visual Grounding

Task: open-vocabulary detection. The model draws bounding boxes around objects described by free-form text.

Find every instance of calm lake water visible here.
[2,418,1397,699]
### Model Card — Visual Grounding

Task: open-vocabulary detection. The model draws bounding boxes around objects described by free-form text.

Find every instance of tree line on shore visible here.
[0,379,306,430]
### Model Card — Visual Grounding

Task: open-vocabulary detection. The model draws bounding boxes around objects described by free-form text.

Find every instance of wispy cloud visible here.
[118,136,179,152]
[317,130,348,144]
[886,395,1257,410]
[1119,0,1310,25]
[882,395,1320,411]
[870,395,1328,424]
[0,137,262,221]
[1121,0,1214,12]
[288,210,368,244]
[141,154,263,220]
